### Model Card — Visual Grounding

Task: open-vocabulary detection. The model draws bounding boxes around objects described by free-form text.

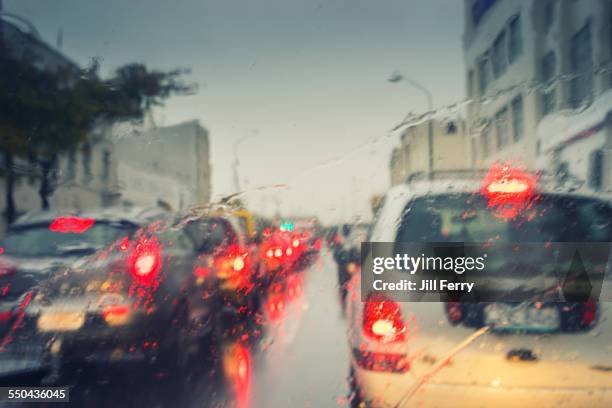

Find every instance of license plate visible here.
[484,303,560,333]
[37,312,85,332]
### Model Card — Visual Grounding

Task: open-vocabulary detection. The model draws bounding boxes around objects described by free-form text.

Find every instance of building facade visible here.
[115,120,211,210]
[0,18,119,234]
[463,0,612,188]
[389,119,470,186]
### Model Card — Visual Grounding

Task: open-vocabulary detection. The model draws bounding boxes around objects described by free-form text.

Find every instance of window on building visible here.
[82,144,92,184]
[570,22,593,108]
[541,51,557,116]
[589,149,604,190]
[471,137,478,165]
[101,150,111,183]
[556,161,570,183]
[495,107,509,149]
[492,31,507,78]
[478,57,489,94]
[508,15,522,63]
[471,0,500,26]
[66,149,76,180]
[481,126,491,157]
[511,95,523,141]
[467,69,474,97]
[543,0,555,31]
[446,121,457,134]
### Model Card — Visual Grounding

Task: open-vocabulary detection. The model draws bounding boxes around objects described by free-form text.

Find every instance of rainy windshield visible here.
[0,0,611,407]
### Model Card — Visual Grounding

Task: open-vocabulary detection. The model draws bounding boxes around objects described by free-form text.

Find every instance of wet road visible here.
[250,250,350,408]
[0,250,351,408]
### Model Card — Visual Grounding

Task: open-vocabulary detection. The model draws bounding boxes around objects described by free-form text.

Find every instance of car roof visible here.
[178,208,247,246]
[11,206,170,229]
[389,173,612,202]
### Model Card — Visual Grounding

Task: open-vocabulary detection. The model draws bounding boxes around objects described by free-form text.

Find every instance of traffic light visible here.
[280,221,294,232]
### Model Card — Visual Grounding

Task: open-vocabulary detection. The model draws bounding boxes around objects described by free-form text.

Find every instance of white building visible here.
[463,0,612,188]
[390,119,469,186]
[114,120,211,210]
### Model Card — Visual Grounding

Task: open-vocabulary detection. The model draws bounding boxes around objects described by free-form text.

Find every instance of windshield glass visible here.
[1,0,611,406]
[2,223,131,257]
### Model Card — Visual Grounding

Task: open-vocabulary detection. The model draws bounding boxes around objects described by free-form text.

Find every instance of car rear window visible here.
[2,222,132,257]
[395,194,612,243]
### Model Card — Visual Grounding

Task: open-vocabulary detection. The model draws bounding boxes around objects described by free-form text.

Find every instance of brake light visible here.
[0,310,12,322]
[118,236,130,252]
[128,236,162,285]
[233,256,245,272]
[102,305,129,318]
[363,294,405,342]
[102,305,131,326]
[481,162,537,220]
[582,298,597,327]
[446,301,463,323]
[135,254,156,276]
[482,163,535,195]
[49,216,95,234]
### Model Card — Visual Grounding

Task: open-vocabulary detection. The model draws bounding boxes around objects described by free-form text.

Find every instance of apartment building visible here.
[463,0,612,190]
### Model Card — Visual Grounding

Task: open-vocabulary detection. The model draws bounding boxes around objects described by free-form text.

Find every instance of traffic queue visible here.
[0,204,322,400]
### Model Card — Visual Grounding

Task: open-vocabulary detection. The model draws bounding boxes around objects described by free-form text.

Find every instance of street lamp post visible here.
[232,135,255,193]
[388,71,435,179]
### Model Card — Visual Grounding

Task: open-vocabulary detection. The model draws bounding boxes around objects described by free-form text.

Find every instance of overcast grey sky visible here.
[6,0,465,223]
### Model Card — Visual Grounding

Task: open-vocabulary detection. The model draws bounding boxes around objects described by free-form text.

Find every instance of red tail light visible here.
[481,162,537,220]
[363,294,405,342]
[128,236,162,285]
[233,256,245,272]
[49,216,95,234]
[446,301,463,324]
[102,305,129,319]
[582,298,597,327]
[118,236,130,252]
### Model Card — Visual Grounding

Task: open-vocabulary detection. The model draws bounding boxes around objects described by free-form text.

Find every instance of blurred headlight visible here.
[37,312,85,332]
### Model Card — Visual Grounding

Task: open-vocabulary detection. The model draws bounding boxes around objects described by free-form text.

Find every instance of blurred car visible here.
[258,227,294,275]
[334,224,369,308]
[325,225,342,251]
[0,208,166,341]
[181,210,266,344]
[8,208,218,383]
[345,168,612,407]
